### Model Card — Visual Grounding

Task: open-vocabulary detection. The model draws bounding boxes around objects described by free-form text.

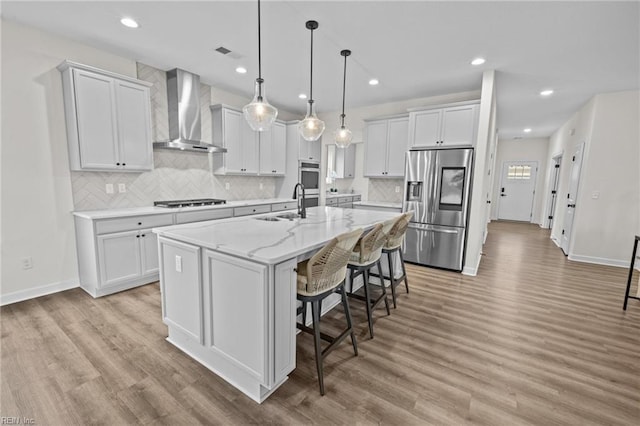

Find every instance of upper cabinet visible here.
[293,126,322,162]
[259,121,287,176]
[408,102,479,148]
[364,116,409,178]
[58,61,153,172]
[327,143,356,180]
[211,105,259,175]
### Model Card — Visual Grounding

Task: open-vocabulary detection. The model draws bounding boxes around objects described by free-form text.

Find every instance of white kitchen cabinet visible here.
[289,124,321,161]
[211,105,259,175]
[409,102,479,148]
[74,213,173,297]
[335,143,356,178]
[58,61,153,172]
[364,116,409,178]
[259,121,287,175]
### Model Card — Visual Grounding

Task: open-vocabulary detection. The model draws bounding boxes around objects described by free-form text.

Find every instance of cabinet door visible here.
[73,69,119,170]
[308,136,321,161]
[409,109,441,147]
[441,105,477,146]
[115,81,153,170]
[271,122,287,175]
[258,132,273,175]
[223,109,244,173]
[364,120,388,177]
[386,117,409,177]
[140,229,159,276]
[335,143,356,178]
[242,118,259,174]
[97,230,141,287]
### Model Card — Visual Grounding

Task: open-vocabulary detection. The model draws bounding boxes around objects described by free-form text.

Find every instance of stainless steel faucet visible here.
[292,183,306,219]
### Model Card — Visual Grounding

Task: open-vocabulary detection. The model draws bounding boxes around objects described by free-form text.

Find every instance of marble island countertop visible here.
[154,206,402,265]
[72,198,296,220]
[325,192,361,198]
[353,201,402,209]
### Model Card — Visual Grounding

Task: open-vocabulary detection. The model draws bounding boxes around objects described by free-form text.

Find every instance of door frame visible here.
[544,154,562,229]
[497,160,539,222]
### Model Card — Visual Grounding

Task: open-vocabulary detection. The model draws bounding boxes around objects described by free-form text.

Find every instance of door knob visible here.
[500,194,506,197]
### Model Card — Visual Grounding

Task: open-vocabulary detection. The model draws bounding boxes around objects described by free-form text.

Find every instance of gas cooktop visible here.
[154,198,226,208]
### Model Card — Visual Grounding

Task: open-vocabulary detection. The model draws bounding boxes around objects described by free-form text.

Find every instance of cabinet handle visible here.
[138,222,142,225]
[116,162,120,166]
[122,163,126,166]
[136,235,140,238]
[141,234,145,237]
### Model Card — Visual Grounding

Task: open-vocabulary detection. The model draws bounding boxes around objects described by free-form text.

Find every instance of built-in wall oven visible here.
[299,160,320,209]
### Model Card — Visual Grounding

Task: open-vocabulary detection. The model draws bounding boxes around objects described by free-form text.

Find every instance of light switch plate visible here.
[175,255,182,272]
[225,182,230,190]
[118,183,126,193]
[105,183,114,194]
[395,186,400,193]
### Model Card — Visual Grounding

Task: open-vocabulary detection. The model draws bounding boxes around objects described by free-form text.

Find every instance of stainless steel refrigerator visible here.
[402,148,474,271]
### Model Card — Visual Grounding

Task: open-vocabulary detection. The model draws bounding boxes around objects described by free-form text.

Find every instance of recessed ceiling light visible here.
[471,57,485,66]
[235,66,247,74]
[298,93,307,99]
[540,89,554,96]
[524,128,532,133]
[120,17,139,28]
[369,79,379,86]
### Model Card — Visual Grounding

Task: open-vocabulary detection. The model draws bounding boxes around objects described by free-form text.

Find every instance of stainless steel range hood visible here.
[153,68,226,153]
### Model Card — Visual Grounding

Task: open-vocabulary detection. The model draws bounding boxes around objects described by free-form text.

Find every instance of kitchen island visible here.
[153,206,401,402]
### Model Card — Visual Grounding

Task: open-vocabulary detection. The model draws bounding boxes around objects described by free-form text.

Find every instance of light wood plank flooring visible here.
[2,221,639,425]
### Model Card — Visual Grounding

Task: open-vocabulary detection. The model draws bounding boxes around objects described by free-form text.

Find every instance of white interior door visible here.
[561,143,584,255]
[497,161,538,221]
[545,155,562,229]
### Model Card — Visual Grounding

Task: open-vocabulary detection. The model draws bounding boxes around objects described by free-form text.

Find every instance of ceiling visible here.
[2,1,639,139]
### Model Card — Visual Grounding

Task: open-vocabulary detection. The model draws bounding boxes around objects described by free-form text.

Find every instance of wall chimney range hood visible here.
[153,68,227,153]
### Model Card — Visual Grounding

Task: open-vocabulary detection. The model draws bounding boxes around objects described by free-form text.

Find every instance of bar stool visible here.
[296,228,363,396]
[382,212,413,308]
[346,223,393,338]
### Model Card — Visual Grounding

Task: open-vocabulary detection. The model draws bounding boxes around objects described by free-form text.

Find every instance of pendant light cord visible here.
[257,0,263,98]
[309,26,314,103]
[341,53,347,127]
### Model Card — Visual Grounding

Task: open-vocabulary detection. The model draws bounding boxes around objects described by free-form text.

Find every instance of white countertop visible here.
[154,206,402,265]
[325,192,361,198]
[73,198,296,220]
[353,201,403,209]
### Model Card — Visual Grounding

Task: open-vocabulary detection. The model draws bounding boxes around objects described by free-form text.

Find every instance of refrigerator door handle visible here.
[408,223,460,234]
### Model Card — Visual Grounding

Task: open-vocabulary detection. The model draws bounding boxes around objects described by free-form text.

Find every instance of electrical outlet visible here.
[259,183,264,190]
[395,186,400,193]
[105,183,114,194]
[592,191,600,199]
[225,182,230,190]
[175,255,182,272]
[118,183,126,193]
[21,257,33,270]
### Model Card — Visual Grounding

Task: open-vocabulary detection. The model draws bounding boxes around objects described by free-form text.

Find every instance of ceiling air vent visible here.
[215,46,231,55]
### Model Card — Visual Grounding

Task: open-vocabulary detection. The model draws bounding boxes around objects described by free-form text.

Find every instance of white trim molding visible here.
[568,254,628,269]
[0,280,79,306]
[462,254,482,276]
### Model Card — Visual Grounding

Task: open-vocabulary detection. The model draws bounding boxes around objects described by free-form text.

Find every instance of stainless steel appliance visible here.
[153,69,227,153]
[299,160,320,195]
[403,148,473,271]
[154,198,226,208]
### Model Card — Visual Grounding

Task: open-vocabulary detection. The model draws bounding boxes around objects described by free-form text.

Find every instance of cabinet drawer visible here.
[175,208,233,224]
[233,204,271,217]
[95,214,173,235]
[352,195,362,202]
[326,198,338,206]
[271,202,296,212]
[338,197,352,204]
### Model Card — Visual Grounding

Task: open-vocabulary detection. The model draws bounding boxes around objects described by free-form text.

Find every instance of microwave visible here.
[299,160,320,195]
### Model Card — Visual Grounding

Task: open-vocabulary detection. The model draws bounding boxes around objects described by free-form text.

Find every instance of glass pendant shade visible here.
[243,79,277,131]
[334,125,353,148]
[298,101,325,141]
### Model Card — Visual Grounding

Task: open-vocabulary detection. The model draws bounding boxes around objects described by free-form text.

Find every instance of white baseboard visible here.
[567,254,629,269]
[462,255,481,276]
[1,280,79,306]
[550,235,561,248]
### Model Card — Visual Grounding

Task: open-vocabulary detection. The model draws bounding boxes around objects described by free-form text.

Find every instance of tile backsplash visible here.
[368,178,404,203]
[70,63,277,211]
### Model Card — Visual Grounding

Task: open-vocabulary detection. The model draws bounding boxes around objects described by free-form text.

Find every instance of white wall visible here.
[544,90,639,267]
[1,19,139,301]
[491,138,550,225]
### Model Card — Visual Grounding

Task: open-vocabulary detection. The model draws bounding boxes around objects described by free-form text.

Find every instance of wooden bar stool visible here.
[347,223,393,338]
[296,228,363,395]
[381,212,413,308]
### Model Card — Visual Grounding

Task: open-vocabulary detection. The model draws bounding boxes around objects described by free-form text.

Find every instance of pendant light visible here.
[334,49,353,148]
[298,20,325,142]
[243,0,277,131]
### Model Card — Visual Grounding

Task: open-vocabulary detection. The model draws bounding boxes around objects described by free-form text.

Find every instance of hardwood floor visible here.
[2,221,639,425]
